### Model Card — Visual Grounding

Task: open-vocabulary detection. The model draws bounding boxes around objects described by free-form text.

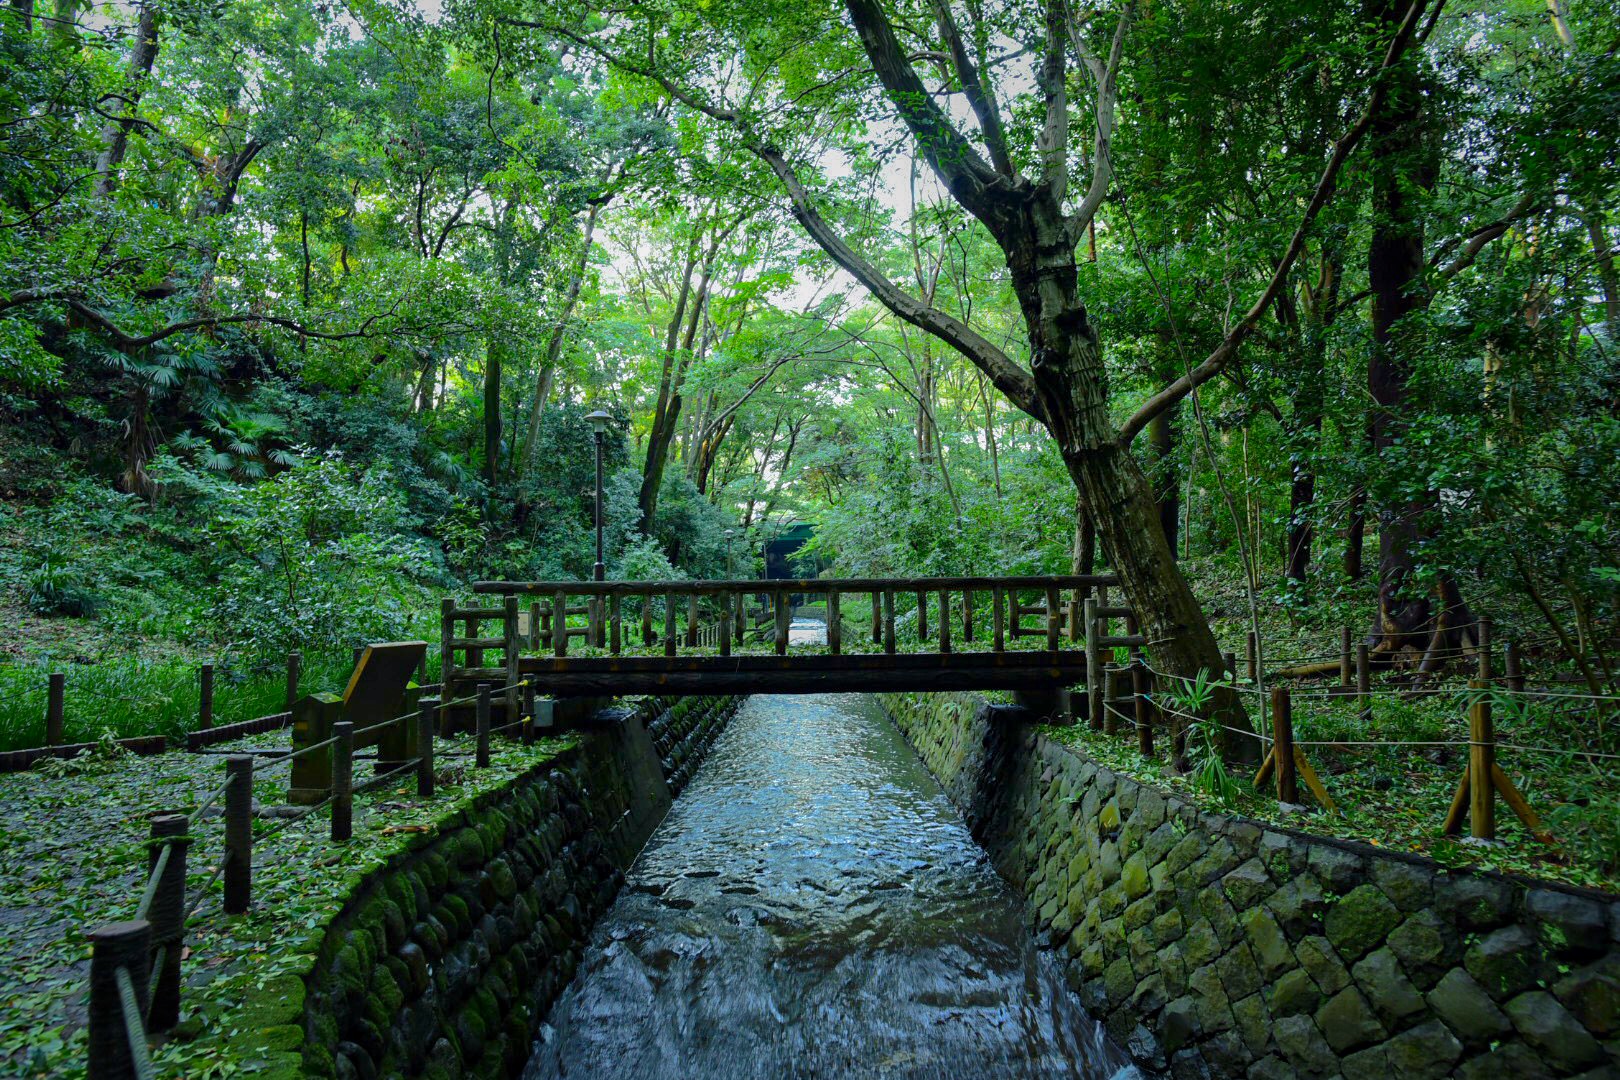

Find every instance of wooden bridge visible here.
[443,575,1146,720]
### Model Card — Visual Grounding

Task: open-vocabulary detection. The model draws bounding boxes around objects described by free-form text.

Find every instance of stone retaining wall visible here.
[300,694,742,1080]
[882,691,1620,1080]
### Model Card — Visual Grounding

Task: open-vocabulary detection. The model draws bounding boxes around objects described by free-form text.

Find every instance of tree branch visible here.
[930,0,1014,177]
[1118,0,1433,445]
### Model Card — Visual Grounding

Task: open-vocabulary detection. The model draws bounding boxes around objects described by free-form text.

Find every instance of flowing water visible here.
[524,620,1139,1080]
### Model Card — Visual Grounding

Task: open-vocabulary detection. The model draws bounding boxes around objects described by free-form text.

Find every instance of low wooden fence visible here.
[81,670,538,1078]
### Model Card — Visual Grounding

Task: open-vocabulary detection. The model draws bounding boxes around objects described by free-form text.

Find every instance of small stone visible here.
[1268,968,1321,1017]
[1241,907,1295,978]
[1295,934,1350,995]
[1325,884,1402,961]
[1223,858,1273,910]
[1504,990,1605,1070]
[1426,968,1511,1044]
[1273,1014,1337,1075]
[1526,888,1607,955]
[1308,845,1364,892]
[1314,986,1385,1053]
[1351,947,1425,1026]
[1383,1018,1463,1079]
[1464,925,1539,1001]
[1371,859,1432,912]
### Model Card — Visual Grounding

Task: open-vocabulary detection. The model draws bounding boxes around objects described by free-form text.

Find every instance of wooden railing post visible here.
[882,590,896,655]
[331,721,354,842]
[826,588,841,655]
[1045,584,1061,652]
[870,591,882,646]
[1270,687,1298,805]
[774,591,790,656]
[503,595,521,719]
[88,919,151,1080]
[642,596,655,646]
[1132,661,1154,759]
[46,671,65,746]
[145,813,188,1031]
[734,591,745,645]
[529,601,542,650]
[686,595,700,648]
[1085,598,1101,731]
[610,594,623,655]
[198,663,214,731]
[285,652,301,711]
[553,589,569,657]
[475,684,491,768]
[962,588,974,643]
[664,591,678,657]
[416,697,438,798]
[1102,664,1124,735]
[718,600,732,657]
[916,590,928,642]
[992,587,1005,652]
[224,756,253,914]
[938,589,952,653]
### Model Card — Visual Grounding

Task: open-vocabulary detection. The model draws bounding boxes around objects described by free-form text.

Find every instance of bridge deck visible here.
[513,650,1090,696]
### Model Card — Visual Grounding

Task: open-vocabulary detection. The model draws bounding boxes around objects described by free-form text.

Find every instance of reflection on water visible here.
[525,620,1139,1079]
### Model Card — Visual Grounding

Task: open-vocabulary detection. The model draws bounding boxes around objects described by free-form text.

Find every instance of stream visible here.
[523,619,1139,1079]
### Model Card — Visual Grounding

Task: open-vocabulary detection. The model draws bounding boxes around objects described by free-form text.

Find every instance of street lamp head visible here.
[725,529,735,540]
[584,409,613,435]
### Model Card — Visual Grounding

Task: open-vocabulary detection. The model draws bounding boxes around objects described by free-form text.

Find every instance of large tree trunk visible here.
[1365,0,1474,666]
[92,3,160,198]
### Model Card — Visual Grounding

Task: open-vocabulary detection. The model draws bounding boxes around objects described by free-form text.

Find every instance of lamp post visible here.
[584,409,612,582]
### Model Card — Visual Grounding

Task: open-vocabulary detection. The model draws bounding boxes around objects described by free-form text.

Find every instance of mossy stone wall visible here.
[882,692,1620,1079]
[300,694,742,1080]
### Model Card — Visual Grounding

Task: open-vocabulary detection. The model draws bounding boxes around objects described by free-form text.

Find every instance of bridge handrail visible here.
[471,573,1120,596]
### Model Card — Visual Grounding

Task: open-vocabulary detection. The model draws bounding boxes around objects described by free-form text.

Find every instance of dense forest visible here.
[1,0,1616,737]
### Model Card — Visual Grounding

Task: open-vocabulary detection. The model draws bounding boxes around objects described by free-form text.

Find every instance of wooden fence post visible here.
[992,587,1005,653]
[1505,640,1524,693]
[1356,643,1372,723]
[529,601,542,650]
[46,671,64,746]
[1102,664,1124,735]
[1468,687,1494,839]
[718,601,732,657]
[145,813,188,1031]
[198,664,214,731]
[916,590,928,642]
[686,595,700,648]
[1245,631,1258,684]
[223,756,253,914]
[331,721,354,843]
[475,685,491,769]
[1269,686,1298,805]
[554,589,569,658]
[1477,616,1493,681]
[416,697,437,798]
[1340,628,1352,686]
[87,919,151,1080]
[963,588,974,643]
[285,651,301,711]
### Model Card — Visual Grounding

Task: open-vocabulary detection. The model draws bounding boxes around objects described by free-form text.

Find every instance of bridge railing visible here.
[467,575,1120,655]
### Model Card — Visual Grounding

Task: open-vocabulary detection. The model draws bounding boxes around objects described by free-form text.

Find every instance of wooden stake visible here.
[1468,686,1494,839]
[1132,661,1153,758]
[1271,686,1298,805]
[1340,627,1352,686]
[46,672,64,746]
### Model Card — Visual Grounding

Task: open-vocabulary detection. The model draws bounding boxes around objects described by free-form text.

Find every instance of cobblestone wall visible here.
[883,691,1620,1080]
[299,694,741,1080]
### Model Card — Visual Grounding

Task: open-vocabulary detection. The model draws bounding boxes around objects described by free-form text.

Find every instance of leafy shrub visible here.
[25,550,97,616]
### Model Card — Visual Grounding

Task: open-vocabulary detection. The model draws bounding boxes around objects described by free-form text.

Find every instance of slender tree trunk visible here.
[92,3,160,199]
[523,200,602,478]
[1148,404,1179,557]
[483,338,503,488]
